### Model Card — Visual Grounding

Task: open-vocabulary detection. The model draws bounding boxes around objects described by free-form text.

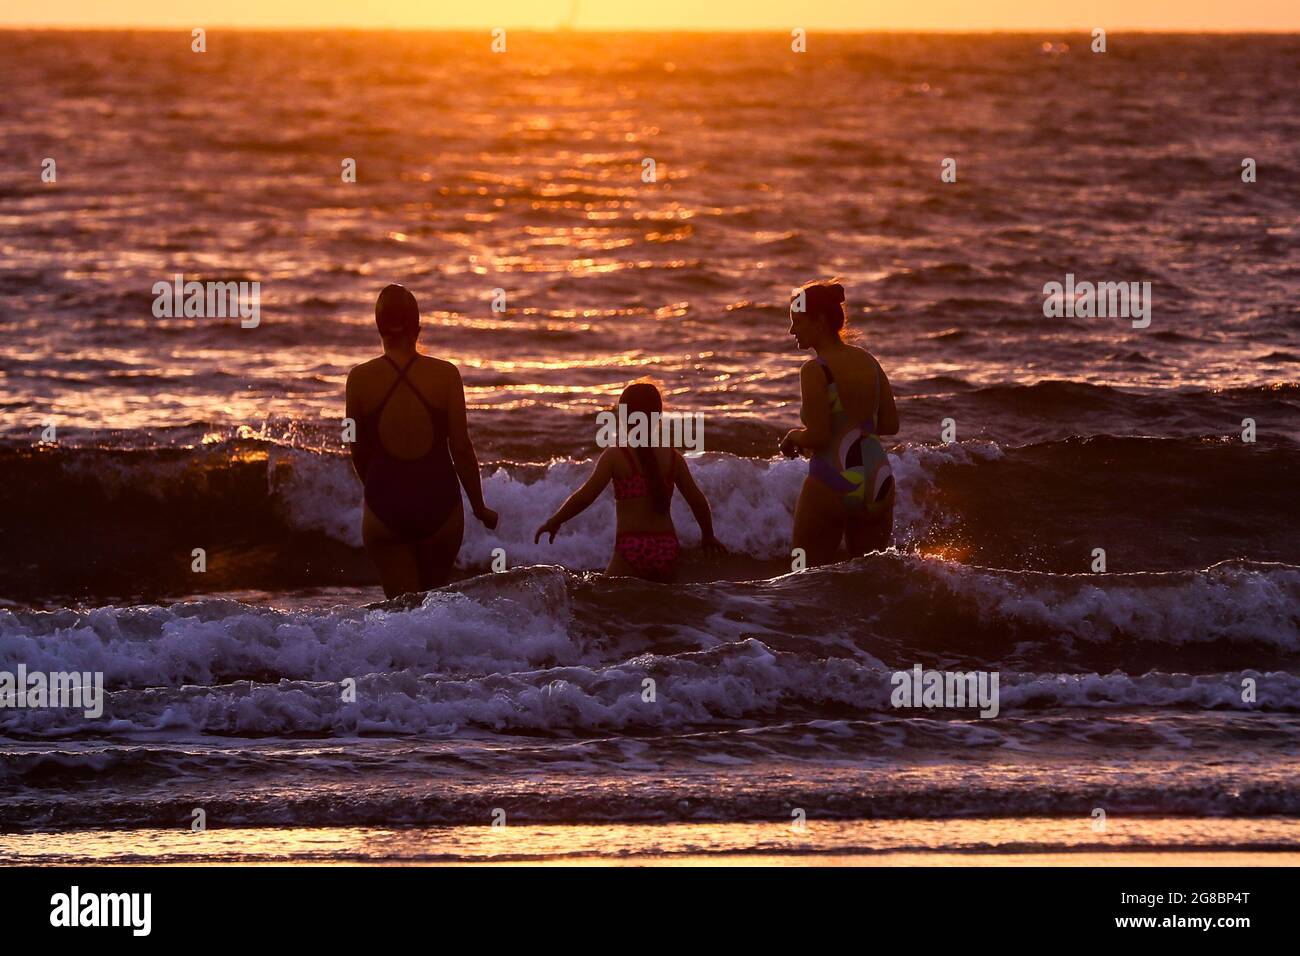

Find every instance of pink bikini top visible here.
[612,447,676,501]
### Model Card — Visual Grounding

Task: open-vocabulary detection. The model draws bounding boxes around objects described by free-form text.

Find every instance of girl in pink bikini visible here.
[534,382,723,581]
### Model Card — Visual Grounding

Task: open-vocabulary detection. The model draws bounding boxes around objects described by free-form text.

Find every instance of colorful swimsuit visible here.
[808,355,894,516]
[611,447,680,579]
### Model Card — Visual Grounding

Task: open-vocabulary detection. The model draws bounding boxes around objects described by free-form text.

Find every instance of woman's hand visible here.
[779,429,803,459]
[701,534,727,554]
[534,517,561,544]
[474,505,499,530]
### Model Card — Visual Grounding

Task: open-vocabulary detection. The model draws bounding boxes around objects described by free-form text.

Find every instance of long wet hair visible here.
[616,382,671,514]
[794,278,848,340]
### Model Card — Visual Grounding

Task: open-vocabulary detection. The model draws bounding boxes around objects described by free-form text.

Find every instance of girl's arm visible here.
[780,361,830,457]
[673,452,724,551]
[535,450,615,543]
[446,364,498,529]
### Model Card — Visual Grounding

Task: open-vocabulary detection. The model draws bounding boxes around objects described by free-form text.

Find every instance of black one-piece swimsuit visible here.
[360,355,460,541]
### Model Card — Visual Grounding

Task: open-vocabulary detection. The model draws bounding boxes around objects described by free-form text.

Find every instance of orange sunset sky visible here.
[5,1,1298,31]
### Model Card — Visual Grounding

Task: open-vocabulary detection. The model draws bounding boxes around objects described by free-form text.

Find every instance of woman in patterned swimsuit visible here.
[780,279,900,567]
[534,382,723,581]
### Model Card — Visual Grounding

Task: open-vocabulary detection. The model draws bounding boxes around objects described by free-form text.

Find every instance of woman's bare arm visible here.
[875,363,900,436]
[781,361,831,455]
[344,368,371,480]
[446,364,497,527]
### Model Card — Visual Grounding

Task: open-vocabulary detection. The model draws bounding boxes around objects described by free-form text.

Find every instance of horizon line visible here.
[3,24,1299,35]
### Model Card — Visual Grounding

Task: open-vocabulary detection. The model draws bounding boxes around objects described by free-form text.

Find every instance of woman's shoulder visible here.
[606,445,674,472]
[417,353,461,381]
[845,345,883,374]
[346,355,386,386]
[601,445,633,477]
[416,351,454,367]
[399,354,459,399]
[800,356,828,377]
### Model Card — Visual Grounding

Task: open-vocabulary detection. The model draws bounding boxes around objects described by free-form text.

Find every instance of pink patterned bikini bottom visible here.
[614,531,680,580]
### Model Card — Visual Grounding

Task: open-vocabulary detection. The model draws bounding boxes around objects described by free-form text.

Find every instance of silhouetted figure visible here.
[535,382,722,581]
[780,280,899,566]
[346,284,497,597]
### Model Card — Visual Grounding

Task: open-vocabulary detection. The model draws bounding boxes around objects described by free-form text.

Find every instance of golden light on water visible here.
[918,543,973,563]
[5,0,1299,30]
[6,818,1300,865]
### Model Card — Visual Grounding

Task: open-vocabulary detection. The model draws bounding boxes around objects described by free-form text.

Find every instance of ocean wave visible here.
[7,431,1300,598]
[0,440,998,593]
[3,657,1299,740]
[2,434,1296,603]
[4,728,1300,829]
[2,557,1296,738]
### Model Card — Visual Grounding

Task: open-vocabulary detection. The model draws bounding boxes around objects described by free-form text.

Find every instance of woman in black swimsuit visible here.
[345,285,498,598]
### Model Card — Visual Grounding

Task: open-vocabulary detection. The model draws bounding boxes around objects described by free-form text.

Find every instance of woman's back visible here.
[354,354,454,459]
[816,344,881,429]
[611,446,677,534]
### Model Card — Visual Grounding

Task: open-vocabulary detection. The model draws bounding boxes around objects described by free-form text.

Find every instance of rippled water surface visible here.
[1,31,1297,856]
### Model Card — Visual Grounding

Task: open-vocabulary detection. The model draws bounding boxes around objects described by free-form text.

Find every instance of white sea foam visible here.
[2,649,1297,738]
[2,557,1295,697]
[0,570,583,687]
[924,558,1300,648]
[1,556,1297,738]
[269,442,1004,565]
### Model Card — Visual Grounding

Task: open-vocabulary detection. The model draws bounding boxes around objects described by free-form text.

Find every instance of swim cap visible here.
[375,284,419,335]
